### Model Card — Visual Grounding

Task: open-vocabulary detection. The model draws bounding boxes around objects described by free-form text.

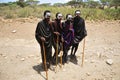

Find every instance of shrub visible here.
[18,7,34,17]
[0,5,120,20]
[5,11,14,19]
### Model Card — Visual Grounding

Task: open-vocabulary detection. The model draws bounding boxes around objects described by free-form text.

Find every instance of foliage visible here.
[18,7,34,17]
[0,1,119,20]
[39,3,51,6]
[87,1,100,8]
[53,3,65,7]
[100,0,111,5]
[26,0,40,5]
[17,1,28,8]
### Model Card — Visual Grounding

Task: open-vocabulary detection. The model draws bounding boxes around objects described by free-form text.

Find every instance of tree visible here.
[17,0,27,7]
[26,0,40,5]
[19,0,24,2]
[53,3,64,7]
[111,0,120,9]
[67,0,77,8]
[100,0,111,6]
[67,0,84,8]
[100,0,120,9]
[39,3,51,6]
[87,0,100,8]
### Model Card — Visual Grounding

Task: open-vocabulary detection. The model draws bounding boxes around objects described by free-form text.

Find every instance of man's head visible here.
[75,10,81,17]
[66,14,73,21]
[56,12,63,20]
[44,10,51,22]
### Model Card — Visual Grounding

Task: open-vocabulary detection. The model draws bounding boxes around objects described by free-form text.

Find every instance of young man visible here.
[35,10,53,69]
[62,14,74,64]
[70,10,87,58]
[51,12,63,64]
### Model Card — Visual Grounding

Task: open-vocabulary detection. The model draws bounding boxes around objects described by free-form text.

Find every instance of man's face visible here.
[57,13,62,20]
[45,12,51,22]
[67,15,73,22]
[75,13,80,17]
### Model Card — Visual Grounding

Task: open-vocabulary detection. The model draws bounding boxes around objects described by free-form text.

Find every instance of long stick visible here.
[42,41,48,80]
[81,38,85,67]
[81,13,88,67]
[55,35,59,72]
[60,41,63,68]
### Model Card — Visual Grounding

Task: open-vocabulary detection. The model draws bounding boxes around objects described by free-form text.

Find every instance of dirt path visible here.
[0,19,120,80]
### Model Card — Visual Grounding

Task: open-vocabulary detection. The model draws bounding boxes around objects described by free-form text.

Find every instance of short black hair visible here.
[44,10,51,17]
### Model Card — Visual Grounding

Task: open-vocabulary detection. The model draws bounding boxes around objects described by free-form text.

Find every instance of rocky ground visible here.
[0,18,120,80]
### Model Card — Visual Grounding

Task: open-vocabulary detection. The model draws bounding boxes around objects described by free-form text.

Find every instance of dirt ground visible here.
[0,18,120,80]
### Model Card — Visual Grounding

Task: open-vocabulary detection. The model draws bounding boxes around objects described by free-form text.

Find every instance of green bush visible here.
[104,8,120,20]
[5,11,14,19]
[0,5,120,20]
[18,7,34,17]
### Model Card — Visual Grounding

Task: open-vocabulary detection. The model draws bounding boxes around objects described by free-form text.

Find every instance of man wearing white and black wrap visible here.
[71,10,87,57]
[35,10,53,69]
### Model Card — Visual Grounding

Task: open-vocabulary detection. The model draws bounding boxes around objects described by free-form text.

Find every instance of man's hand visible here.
[69,29,73,32]
[61,37,64,42]
[54,32,60,35]
[65,41,67,43]
[40,37,46,42]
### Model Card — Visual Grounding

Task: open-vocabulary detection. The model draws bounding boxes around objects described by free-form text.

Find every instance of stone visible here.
[86,72,90,76]
[85,59,88,62]
[91,60,95,63]
[97,52,102,58]
[2,55,6,57]
[103,47,107,51]
[106,59,113,65]
[62,69,66,72]
[21,58,25,61]
[12,30,17,33]
[29,55,34,57]
[110,51,113,54]
[4,56,8,59]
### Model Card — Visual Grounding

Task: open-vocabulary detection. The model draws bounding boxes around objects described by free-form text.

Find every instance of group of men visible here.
[35,10,87,69]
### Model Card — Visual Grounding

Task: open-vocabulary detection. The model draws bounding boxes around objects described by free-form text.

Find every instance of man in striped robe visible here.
[35,10,53,69]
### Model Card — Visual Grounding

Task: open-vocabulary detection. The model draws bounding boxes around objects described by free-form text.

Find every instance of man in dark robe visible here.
[70,10,87,58]
[62,14,74,64]
[35,10,53,69]
[52,12,63,64]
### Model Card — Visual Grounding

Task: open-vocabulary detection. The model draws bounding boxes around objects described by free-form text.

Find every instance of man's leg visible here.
[46,46,52,69]
[73,43,79,56]
[70,46,75,56]
[62,46,69,64]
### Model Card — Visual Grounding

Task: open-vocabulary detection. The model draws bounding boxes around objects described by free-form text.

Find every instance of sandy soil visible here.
[0,18,120,80]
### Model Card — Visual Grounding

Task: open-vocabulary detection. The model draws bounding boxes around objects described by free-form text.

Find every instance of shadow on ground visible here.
[33,63,46,80]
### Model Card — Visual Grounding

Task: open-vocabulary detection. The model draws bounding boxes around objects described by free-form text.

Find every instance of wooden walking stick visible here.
[60,41,63,68]
[42,41,48,80]
[55,35,59,72]
[81,13,89,67]
[81,38,85,67]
